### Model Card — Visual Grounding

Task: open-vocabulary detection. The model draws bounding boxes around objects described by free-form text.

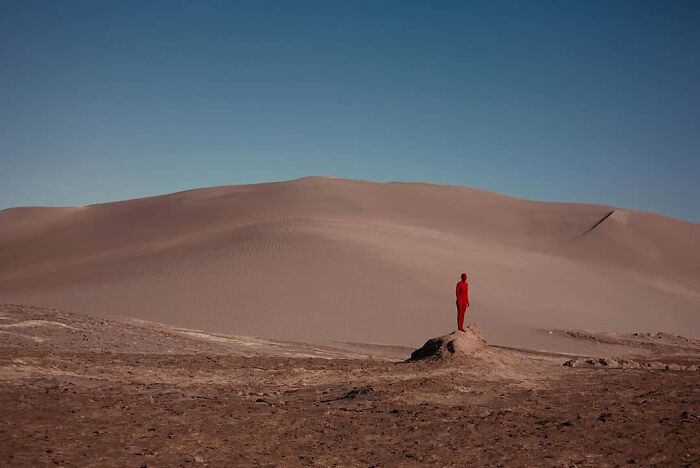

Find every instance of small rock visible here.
[340,386,374,400]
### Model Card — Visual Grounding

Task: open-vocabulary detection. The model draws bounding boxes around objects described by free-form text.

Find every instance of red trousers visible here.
[456,302,468,331]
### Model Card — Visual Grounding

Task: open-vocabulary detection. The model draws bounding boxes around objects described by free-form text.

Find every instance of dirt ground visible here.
[1,304,699,467]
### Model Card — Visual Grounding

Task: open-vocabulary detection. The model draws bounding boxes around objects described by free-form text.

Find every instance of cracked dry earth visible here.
[1,305,699,467]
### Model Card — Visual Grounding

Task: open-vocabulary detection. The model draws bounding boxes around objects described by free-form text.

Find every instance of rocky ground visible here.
[1,304,699,467]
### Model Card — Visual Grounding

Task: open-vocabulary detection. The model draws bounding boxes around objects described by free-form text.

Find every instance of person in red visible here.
[455,273,469,332]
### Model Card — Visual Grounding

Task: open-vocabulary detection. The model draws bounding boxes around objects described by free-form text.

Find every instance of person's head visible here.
[461,273,467,282]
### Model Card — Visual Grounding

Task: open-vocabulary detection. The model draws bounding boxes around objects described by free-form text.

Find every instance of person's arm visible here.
[455,283,460,301]
[466,284,470,307]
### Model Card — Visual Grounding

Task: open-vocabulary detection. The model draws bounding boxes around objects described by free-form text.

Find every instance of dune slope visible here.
[0,176,698,350]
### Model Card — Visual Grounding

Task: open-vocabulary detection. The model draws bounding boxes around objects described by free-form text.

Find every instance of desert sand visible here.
[1,304,698,466]
[0,176,698,352]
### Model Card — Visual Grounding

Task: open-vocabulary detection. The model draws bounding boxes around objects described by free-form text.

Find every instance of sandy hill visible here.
[0,176,698,351]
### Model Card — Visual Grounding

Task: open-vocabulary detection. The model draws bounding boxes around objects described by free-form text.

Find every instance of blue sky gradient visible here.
[1,1,699,221]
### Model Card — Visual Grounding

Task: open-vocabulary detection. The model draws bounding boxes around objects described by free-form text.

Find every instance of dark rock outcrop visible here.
[563,357,699,371]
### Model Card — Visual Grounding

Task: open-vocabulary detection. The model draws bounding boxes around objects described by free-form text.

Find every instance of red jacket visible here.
[456,281,469,306]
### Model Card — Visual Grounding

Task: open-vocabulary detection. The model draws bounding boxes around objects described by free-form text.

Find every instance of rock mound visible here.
[408,326,487,362]
[563,357,699,371]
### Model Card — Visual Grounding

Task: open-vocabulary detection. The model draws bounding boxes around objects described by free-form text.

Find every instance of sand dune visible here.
[0,176,698,351]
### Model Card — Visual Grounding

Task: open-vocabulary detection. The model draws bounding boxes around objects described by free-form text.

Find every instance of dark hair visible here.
[461,273,467,281]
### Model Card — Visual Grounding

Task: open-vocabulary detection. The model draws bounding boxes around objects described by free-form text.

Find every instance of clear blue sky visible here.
[1,0,699,221]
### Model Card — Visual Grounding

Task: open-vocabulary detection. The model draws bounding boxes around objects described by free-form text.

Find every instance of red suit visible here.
[455,280,469,331]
